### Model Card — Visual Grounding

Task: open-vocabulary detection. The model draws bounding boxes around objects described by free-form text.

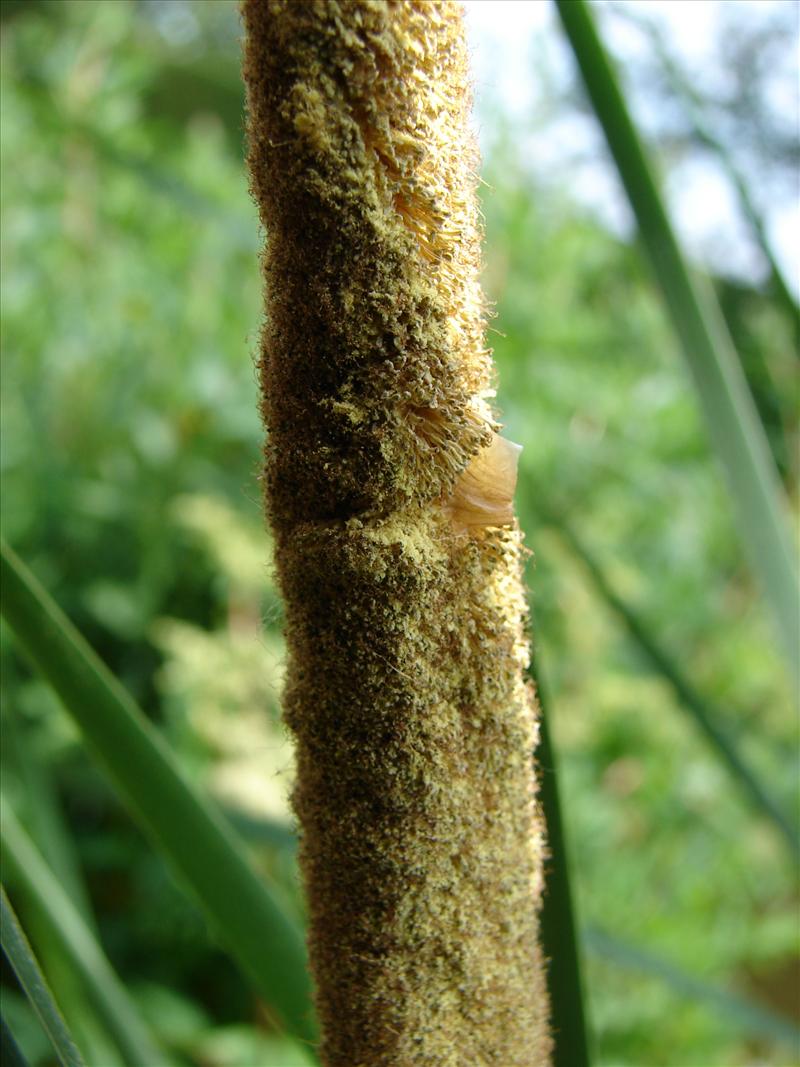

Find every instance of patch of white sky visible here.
[462,0,799,296]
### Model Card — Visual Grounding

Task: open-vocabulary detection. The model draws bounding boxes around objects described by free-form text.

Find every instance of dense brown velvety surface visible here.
[242,3,551,1063]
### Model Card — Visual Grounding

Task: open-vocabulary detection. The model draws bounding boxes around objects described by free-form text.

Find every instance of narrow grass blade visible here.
[530,658,592,1067]
[547,509,799,860]
[554,0,799,689]
[0,540,316,1050]
[585,926,800,1050]
[0,887,85,1067]
[613,3,800,342]
[2,811,163,1067]
[1,1017,32,1067]
[2,709,97,933]
[1,713,124,1063]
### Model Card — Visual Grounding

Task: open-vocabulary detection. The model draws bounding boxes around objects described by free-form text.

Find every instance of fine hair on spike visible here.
[242,2,553,1063]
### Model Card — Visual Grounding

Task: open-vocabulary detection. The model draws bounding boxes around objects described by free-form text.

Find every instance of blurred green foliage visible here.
[1,2,797,1066]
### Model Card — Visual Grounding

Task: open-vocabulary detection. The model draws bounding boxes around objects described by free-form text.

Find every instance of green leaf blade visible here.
[0,886,86,1067]
[544,507,799,860]
[0,539,316,1051]
[1,1016,33,1067]
[554,0,799,690]
[2,808,164,1067]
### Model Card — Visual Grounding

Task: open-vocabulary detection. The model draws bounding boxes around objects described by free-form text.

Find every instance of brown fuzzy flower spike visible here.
[242,2,552,1064]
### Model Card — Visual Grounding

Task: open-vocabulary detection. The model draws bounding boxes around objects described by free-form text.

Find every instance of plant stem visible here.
[531,662,592,1067]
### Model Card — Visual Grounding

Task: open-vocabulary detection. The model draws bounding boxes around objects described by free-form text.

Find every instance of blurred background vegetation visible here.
[1,1,797,1065]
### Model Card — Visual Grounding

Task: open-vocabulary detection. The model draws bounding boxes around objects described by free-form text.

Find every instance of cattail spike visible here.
[242,3,552,1063]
